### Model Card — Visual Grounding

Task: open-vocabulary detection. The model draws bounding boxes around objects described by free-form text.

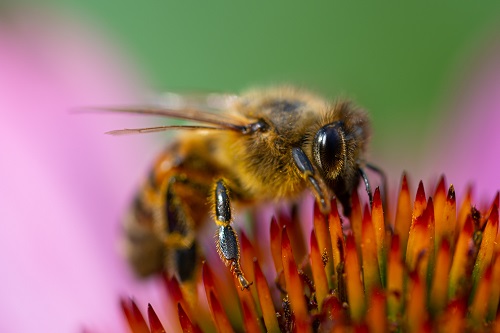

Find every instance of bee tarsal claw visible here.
[237,275,253,290]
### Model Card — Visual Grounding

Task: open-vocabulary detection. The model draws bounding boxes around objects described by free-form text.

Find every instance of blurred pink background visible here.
[426,37,500,203]
[0,7,170,332]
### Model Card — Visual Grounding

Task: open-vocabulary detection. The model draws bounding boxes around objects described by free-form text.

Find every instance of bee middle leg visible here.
[213,179,252,290]
[156,176,208,282]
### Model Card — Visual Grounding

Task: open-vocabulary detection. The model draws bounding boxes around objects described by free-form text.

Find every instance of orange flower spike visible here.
[350,189,363,260]
[426,198,436,283]
[406,272,427,333]
[235,280,260,330]
[177,303,202,333]
[408,180,427,267]
[438,299,466,333]
[429,239,451,314]
[485,192,499,224]
[328,198,344,286]
[281,227,311,331]
[316,296,348,332]
[148,304,167,333]
[164,276,193,323]
[353,324,370,333]
[365,288,387,333]
[322,295,347,323]
[442,185,456,247]
[313,201,334,288]
[371,187,386,284]
[394,174,412,257]
[202,262,239,328]
[240,231,256,290]
[387,235,403,323]
[470,264,493,328]
[208,291,235,333]
[494,313,500,333]
[345,233,365,322]
[240,295,263,333]
[472,205,498,297]
[269,217,283,274]
[121,298,149,333]
[361,205,381,295]
[413,181,427,221]
[406,200,431,274]
[164,275,183,302]
[253,260,280,333]
[433,176,446,248]
[448,216,474,299]
[279,208,307,263]
[456,185,473,235]
[487,255,500,321]
[234,237,261,330]
[495,211,500,256]
[310,230,329,309]
[202,262,216,301]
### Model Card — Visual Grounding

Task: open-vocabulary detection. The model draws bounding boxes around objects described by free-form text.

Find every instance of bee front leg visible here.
[366,162,388,213]
[292,147,331,214]
[213,179,252,290]
[358,167,373,205]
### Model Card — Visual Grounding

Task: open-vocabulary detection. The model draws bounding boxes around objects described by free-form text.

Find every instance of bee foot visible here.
[238,276,253,290]
[231,261,252,290]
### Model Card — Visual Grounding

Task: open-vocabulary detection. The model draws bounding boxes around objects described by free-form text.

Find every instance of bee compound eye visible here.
[312,123,345,175]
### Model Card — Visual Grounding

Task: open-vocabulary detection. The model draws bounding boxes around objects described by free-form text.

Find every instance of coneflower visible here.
[121,174,500,332]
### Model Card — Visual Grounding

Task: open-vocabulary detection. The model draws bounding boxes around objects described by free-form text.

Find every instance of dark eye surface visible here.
[312,122,345,176]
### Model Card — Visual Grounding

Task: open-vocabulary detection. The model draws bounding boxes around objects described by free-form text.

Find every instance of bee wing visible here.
[155,91,238,112]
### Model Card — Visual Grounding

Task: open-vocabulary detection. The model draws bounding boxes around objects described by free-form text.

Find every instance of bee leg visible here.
[292,147,331,214]
[358,167,373,205]
[173,242,199,283]
[213,179,252,290]
[159,177,201,282]
[366,163,388,212]
[359,164,388,215]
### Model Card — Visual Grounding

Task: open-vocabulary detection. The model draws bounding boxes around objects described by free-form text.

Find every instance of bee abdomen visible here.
[121,196,165,277]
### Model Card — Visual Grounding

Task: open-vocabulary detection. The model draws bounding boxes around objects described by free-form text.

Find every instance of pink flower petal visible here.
[0,7,166,332]
[427,38,500,201]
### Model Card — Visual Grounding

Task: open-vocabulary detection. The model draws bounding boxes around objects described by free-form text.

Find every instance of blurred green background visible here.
[47,1,500,162]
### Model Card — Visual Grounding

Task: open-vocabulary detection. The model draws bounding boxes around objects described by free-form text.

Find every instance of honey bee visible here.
[103,86,382,289]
